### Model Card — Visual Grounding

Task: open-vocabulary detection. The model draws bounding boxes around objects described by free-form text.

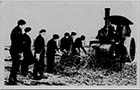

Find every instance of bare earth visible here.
[4,54,137,86]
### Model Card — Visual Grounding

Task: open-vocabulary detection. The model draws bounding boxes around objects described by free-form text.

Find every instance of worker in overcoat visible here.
[46,34,59,74]
[21,27,34,76]
[33,29,46,79]
[8,19,26,85]
[60,32,71,54]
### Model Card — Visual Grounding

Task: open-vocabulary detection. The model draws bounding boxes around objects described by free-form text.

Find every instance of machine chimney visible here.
[105,8,110,28]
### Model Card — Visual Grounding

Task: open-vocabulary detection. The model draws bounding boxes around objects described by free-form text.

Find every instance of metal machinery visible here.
[89,8,136,71]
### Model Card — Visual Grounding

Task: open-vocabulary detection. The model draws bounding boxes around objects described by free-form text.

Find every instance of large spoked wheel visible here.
[124,37,136,62]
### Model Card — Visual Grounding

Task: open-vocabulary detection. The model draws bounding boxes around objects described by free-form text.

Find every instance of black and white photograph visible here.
[0,0,140,89]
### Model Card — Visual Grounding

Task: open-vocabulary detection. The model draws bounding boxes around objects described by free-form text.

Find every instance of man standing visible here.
[33,29,46,79]
[21,27,34,77]
[46,34,59,74]
[68,32,77,55]
[8,19,26,85]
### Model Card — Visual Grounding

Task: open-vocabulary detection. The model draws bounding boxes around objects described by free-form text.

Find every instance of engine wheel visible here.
[130,38,136,61]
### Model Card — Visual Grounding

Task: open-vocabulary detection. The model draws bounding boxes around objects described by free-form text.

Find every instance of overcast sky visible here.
[0,0,139,47]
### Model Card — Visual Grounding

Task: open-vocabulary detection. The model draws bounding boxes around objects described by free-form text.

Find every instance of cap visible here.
[53,34,59,39]
[64,32,70,36]
[71,32,77,36]
[24,27,31,33]
[39,29,46,33]
[81,35,85,40]
[18,19,26,25]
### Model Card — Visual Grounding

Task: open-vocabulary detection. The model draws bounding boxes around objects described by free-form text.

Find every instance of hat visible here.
[71,32,77,36]
[81,35,85,40]
[39,29,46,33]
[64,32,69,36]
[18,19,26,25]
[24,27,31,33]
[53,34,59,39]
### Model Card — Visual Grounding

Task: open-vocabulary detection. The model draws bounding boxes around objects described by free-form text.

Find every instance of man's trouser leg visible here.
[21,60,28,76]
[33,60,40,78]
[47,54,55,73]
[39,59,45,76]
[9,53,20,82]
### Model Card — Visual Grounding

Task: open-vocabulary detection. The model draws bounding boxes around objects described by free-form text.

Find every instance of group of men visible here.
[60,32,87,55]
[8,19,87,85]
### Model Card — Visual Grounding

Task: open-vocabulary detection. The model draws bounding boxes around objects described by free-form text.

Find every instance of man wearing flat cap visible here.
[68,32,77,55]
[8,19,26,85]
[21,27,34,77]
[33,29,46,79]
[46,34,59,74]
[72,35,87,55]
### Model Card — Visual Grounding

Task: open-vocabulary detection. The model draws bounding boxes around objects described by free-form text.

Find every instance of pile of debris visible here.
[4,49,137,86]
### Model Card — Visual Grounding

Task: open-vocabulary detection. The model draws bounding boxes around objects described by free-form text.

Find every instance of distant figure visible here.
[96,27,107,43]
[123,25,131,37]
[46,34,59,74]
[115,25,123,42]
[96,23,115,44]
[8,19,26,85]
[72,35,87,55]
[21,27,34,77]
[68,32,77,54]
[107,23,115,42]
[33,29,46,80]
[60,32,70,54]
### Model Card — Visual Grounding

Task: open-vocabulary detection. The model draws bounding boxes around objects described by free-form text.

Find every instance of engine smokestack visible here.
[104,8,110,29]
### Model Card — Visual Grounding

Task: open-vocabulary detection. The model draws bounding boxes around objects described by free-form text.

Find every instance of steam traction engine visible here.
[89,8,136,71]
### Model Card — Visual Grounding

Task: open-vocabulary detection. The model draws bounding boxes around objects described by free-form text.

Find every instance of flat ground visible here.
[4,52,137,86]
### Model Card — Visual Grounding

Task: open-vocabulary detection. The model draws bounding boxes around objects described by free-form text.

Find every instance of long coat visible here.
[46,39,59,55]
[46,38,59,73]
[9,25,23,82]
[60,37,71,52]
[34,34,45,55]
[10,25,23,54]
[33,34,45,76]
[23,33,34,65]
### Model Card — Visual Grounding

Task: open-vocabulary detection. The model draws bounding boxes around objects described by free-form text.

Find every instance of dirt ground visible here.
[4,55,137,86]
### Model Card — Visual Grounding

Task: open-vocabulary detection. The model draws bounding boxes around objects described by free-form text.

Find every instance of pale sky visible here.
[0,0,139,47]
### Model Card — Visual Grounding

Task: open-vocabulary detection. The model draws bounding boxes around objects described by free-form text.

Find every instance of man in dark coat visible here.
[68,32,77,54]
[72,35,87,65]
[96,23,115,44]
[21,27,34,76]
[72,35,87,55]
[46,34,59,74]
[33,29,46,79]
[60,32,70,54]
[8,19,26,85]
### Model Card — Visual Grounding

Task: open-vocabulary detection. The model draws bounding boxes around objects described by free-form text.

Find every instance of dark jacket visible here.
[96,26,115,44]
[23,33,34,64]
[60,37,71,52]
[46,39,59,55]
[69,36,74,45]
[23,33,31,52]
[72,37,86,54]
[34,34,45,54]
[10,25,23,53]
